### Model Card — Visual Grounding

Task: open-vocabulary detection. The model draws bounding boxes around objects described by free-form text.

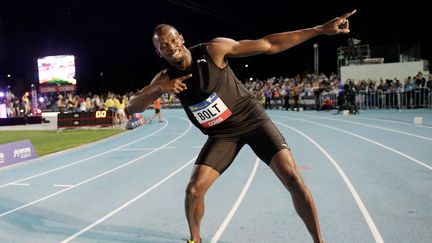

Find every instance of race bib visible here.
[189,92,232,128]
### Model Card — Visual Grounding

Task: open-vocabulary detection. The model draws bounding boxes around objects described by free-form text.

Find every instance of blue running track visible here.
[0,109,431,242]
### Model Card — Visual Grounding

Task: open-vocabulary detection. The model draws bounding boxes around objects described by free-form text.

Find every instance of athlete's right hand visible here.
[153,71,192,94]
[170,73,191,94]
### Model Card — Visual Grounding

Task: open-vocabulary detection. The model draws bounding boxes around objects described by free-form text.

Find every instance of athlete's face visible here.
[153,26,186,65]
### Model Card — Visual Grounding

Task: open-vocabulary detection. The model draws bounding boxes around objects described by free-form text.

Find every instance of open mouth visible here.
[169,48,181,58]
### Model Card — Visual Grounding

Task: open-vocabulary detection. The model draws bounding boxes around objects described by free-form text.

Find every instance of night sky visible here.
[0,0,430,95]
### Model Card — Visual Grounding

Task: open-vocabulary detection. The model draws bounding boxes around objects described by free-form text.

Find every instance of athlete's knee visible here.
[185,183,204,201]
[271,154,306,194]
[285,172,305,193]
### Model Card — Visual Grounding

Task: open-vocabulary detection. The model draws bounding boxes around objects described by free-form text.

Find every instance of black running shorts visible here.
[195,120,289,174]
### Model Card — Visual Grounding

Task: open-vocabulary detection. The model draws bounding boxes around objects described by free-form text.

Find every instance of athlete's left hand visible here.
[319,9,356,35]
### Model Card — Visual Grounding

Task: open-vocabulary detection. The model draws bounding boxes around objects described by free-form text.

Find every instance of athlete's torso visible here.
[167,43,268,137]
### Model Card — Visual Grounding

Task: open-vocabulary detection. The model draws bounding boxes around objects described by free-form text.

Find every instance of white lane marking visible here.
[275,121,384,243]
[53,184,73,188]
[288,118,432,171]
[355,116,432,129]
[0,121,169,189]
[116,147,177,151]
[10,183,30,186]
[300,114,432,142]
[61,155,197,243]
[211,158,260,243]
[150,134,163,137]
[0,119,192,218]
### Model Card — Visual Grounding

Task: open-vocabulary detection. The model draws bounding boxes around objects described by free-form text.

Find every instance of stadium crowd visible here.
[1,71,431,122]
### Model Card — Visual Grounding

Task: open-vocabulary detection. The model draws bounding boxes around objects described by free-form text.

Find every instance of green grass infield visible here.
[0,129,125,156]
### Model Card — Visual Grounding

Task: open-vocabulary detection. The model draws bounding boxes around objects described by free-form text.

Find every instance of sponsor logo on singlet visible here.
[188,92,232,128]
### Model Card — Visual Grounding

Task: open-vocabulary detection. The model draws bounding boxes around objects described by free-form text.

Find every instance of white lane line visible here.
[275,121,384,243]
[355,116,432,129]
[0,119,192,218]
[0,121,169,189]
[288,118,432,171]
[10,183,30,186]
[149,134,163,136]
[116,147,177,151]
[53,184,73,188]
[299,114,432,142]
[61,155,197,243]
[211,157,260,243]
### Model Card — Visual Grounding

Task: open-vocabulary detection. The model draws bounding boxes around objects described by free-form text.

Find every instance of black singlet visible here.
[167,43,269,137]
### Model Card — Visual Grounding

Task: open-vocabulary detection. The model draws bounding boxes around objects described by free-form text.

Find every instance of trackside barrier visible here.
[134,88,432,111]
[0,140,38,168]
[356,88,431,110]
[57,110,114,129]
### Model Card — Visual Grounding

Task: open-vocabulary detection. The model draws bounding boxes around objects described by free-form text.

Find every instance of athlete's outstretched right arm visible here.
[126,70,191,114]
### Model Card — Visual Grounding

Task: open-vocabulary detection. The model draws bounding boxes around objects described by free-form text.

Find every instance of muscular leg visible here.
[185,164,220,243]
[269,149,323,243]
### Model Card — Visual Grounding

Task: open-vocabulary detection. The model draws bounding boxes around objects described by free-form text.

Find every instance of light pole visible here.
[313,43,319,76]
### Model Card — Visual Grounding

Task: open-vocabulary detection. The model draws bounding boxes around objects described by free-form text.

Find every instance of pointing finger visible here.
[341,9,356,19]
[177,74,193,82]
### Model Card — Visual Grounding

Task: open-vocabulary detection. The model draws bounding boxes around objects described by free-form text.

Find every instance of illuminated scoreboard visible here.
[37,55,77,93]
[57,110,114,128]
